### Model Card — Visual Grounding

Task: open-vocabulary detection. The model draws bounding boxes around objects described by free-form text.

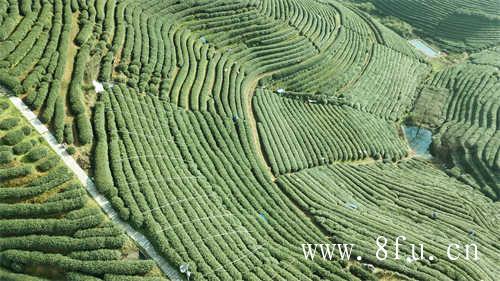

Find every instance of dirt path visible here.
[243,75,276,181]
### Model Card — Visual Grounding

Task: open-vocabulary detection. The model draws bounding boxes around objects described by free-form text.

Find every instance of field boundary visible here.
[7,95,183,281]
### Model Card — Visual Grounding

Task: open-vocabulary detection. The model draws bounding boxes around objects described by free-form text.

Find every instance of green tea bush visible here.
[0,150,13,164]
[2,130,24,145]
[12,141,33,155]
[24,147,48,162]
[0,118,19,130]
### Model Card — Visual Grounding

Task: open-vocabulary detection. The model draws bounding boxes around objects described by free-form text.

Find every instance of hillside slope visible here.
[0,95,168,281]
[0,0,498,280]
[365,0,500,51]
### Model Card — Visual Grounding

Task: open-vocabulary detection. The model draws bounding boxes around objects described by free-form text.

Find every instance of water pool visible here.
[409,39,441,58]
[404,126,433,157]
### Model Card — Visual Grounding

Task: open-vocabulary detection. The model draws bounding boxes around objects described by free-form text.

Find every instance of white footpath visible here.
[8,96,183,281]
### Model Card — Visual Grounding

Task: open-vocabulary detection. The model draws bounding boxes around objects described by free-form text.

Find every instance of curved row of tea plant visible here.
[339,44,428,120]
[257,0,339,50]
[254,89,409,175]
[0,96,167,281]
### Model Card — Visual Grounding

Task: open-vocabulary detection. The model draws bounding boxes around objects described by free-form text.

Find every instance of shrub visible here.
[0,102,9,110]
[75,21,94,46]
[0,145,11,152]
[36,156,60,172]
[0,70,22,95]
[0,118,20,130]
[69,249,121,261]
[0,250,155,276]
[0,165,32,180]
[0,151,13,164]
[53,96,65,142]
[68,46,90,115]
[66,146,77,155]
[40,83,59,123]
[2,130,24,145]
[25,147,49,162]
[93,103,116,197]
[13,141,33,155]
[64,124,74,144]
[76,113,93,145]
[31,82,50,110]
[21,126,32,136]
[111,196,129,220]
[19,0,32,16]
[104,275,168,281]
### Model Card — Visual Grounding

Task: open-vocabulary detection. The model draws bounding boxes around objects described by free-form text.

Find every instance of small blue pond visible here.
[404,126,433,157]
[409,39,440,58]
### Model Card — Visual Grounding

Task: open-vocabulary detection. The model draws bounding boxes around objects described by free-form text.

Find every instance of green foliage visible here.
[69,249,121,261]
[0,102,9,110]
[19,0,32,16]
[93,102,117,198]
[254,89,409,175]
[65,124,74,144]
[424,61,499,200]
[0,70,22,95]
[67,146,77,155]
[36,155,59,172]
[21,126,31,136]
[0,165,32,180]
[0,150,13,164]
[0,118,19,130]
[349,265,377,281]
[278,159,499,280]
[0,250,155,276]
[2,130,24,146]
[76,113,93,145]
[104,275,169,281]
[53,95,65,142]
[75,21,94,46]
[24,147,48,162]
[0,96,157,280]
[68,46,89,116]
[0,0,498,280]
[40,83,59,123]
[12,141,33,155]
[379,16,414,38]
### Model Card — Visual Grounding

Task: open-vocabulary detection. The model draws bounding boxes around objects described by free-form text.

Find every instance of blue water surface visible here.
[404,126,433,157]
[409,39,440,58]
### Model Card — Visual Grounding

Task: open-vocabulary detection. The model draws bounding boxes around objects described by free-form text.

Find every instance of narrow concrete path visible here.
[8,96,183,281]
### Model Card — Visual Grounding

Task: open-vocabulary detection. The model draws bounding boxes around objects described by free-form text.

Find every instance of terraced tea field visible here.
[0,95,167,281]
[0,0,498,280]
[418,49,500,201]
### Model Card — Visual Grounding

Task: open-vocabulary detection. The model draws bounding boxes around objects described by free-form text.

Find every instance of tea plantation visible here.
[418,50,500,201]
[277,159,499,281]
[363,0,500,51]
[0,0,498,280]
[0,96,168,281]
